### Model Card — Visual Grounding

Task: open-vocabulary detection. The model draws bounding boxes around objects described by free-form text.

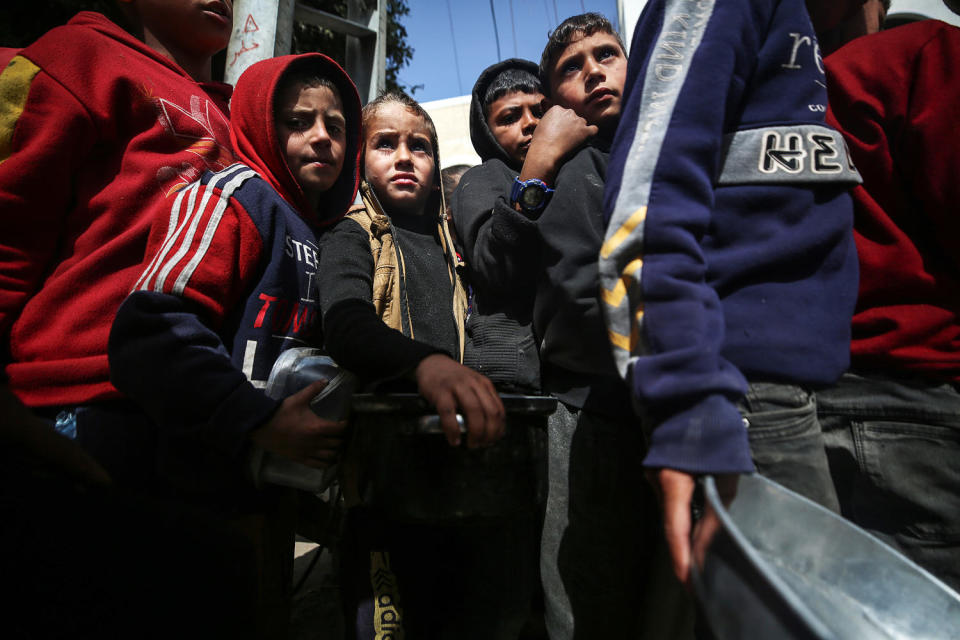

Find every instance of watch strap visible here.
[510,177,554,214]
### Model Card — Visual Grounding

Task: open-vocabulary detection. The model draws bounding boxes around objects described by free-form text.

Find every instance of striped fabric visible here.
[134,164,255,295]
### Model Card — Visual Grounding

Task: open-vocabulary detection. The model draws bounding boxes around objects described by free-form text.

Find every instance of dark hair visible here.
[441,164,472,205]
[361,91,442,200]
[361,91,439,162]
[482,68,542,119]
[275,69,340,113]
[539,13,626,96]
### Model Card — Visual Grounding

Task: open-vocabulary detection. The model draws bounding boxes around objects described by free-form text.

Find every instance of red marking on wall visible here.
[230,14,262,67]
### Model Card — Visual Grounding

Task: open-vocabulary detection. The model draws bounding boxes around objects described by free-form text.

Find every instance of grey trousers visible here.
[817,371,960,592]
[540,402,694,640]
[739,382,841,513]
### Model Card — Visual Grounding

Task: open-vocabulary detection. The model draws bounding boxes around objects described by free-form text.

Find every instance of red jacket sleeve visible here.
[133,170,263,326]
[0,57,98,338]
[109,172,273,455]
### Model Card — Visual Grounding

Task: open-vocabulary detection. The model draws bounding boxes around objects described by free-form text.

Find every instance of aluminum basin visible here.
[694,474,960,639]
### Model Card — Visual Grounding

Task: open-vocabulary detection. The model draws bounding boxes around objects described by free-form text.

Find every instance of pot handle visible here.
[411,414,466,435]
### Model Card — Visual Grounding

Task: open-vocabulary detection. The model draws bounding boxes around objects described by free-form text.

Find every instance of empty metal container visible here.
[694,474,960,639]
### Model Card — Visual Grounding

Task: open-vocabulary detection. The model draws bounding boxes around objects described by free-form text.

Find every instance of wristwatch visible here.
[510,177,554,217]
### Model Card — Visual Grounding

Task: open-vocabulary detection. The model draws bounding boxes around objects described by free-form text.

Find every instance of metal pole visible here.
[224,0,296,85]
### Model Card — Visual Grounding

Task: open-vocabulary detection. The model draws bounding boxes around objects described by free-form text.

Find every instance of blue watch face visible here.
[521,184,546,209]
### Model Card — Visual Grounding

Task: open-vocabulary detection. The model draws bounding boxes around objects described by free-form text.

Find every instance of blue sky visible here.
[397,0,621,102]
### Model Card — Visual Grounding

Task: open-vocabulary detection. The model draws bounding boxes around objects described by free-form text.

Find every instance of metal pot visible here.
[347,393,556,523]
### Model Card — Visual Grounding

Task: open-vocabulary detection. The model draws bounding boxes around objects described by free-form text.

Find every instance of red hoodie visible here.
[826,20,960,381]
[0,12,233,407]
[229,53,362,226]
[107,53,361,477]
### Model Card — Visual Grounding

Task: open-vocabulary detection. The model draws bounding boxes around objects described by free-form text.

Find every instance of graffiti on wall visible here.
[230,14,262,67]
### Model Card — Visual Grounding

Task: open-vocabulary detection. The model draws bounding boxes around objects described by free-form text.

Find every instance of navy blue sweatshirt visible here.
[600,0,860,473]
[108,54,363,496]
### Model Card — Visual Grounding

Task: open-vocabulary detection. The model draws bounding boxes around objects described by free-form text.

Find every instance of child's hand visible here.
[250,380,347,468]
[414,354,505,449]
[520,105,598,186]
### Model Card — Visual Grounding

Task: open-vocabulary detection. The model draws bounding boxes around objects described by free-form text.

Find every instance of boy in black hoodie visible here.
[452,58,595,392]
[473,14,688,639]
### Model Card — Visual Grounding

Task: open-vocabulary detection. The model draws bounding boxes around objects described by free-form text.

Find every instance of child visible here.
[440,163,471,245]
[319,91,503,448]
[599,0,862,591]
[483,14,679,639]
[317,91,512,638]
[0,3,234,483]
[108,53,362,635]
[821,17,960,591]
[452,58,595,393]
[0,2,254,634]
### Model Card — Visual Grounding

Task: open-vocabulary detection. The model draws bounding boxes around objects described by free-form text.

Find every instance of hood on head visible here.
[230,53,362,227]
[469,58,540,169]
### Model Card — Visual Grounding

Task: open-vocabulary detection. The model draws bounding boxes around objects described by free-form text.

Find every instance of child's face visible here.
[275,83,347,207]
[548,31,627,135]
[363,103,437,216]
[134,0,233,59]
[486,90,547,166]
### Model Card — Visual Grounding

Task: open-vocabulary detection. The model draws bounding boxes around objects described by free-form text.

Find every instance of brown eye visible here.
[598,46,618,61]
[286,118,308,131]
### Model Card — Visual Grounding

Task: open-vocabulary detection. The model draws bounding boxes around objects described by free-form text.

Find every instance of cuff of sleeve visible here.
[202,381,281,458]
[642,393,755,474]
[383,342,446,383]
[491,197,539,243]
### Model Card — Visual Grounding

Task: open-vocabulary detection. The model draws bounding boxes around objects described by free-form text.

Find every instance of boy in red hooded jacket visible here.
[0,3,236,487]
[108,53,362,635]
[110,54,360,478]
[0,4,234,411]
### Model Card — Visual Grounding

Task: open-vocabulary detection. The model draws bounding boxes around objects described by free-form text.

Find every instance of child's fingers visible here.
[657,469,696,586]
[458,378,505,448]
[457,386,487,449]
[296,378,330,405]
[307,418,348,438]
[473,380,505,446]
[307,435,344,450]
[433,391,462,447]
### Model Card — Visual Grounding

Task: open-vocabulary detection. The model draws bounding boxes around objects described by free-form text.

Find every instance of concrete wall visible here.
[618,0,649,53]
[225,0,296,85]
[888,0,960,26]
[421,94,481,170]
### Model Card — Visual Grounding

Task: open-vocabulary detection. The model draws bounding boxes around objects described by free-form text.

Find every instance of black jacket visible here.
[452,58,542,392]
[533,142,630,416]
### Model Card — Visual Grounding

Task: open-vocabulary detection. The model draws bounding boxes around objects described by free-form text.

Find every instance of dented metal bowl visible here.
[693,474,960,640]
